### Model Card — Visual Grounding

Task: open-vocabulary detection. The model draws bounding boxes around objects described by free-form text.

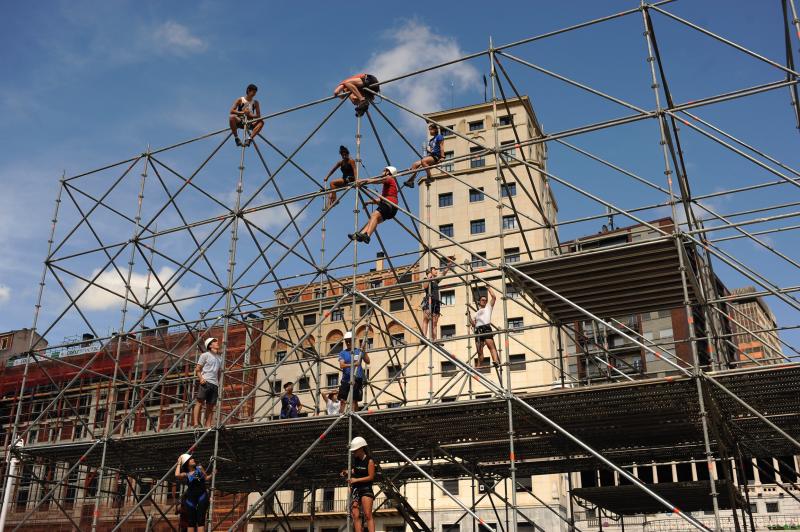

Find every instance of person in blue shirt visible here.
[337,331,370,413]
[280,381,303,419]
[404,123,445,188]
[175,453,214,532]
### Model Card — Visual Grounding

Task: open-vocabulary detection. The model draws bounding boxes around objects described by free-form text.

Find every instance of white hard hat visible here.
[179,453,192,467]
[349,436,368,452]
[343,331,353,340]
[204,338,217,350]
[384,166,397,176]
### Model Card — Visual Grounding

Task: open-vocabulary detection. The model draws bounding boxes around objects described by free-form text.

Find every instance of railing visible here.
[268,496,392,515]
[582,514,800,531]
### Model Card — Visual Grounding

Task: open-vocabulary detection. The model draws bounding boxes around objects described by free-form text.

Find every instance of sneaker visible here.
[403,176,415,189]
[355,100,369,117]
[234,137,243,147]
[244,138,252,147]
[348,233,357,241]
[360,233,371,244]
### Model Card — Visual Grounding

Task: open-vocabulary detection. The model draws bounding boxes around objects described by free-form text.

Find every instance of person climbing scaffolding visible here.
[334,73,380,116]
[341,437,377,532]
[323,145,357,208]
[228,83,264,147]
[468,286,501,371]
[404,123,445,188]
[421,262,454,342]
[175,454,214,532]
[349,166,399,245]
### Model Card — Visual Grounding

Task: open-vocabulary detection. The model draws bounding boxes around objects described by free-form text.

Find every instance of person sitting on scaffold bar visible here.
[175,453,214,532]
[341,437,377,532]
[468,286,501,370]
[323,145,357,209]
[421,262,453,342]
[348,166,399,245]
[404,123,445,188]
[334,73,380,116]
[228,83,264,147]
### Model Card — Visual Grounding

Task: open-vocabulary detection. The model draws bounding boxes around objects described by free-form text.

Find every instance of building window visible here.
[441,360,457,376]
[390,299,404,312]
[750,503,758,514]
[468,120,484,131]
[329,342,343,355]
[443,479,460,495]
[442,125,455,137]
[278,318,288,330]
[391,333,406,346]
[443,525,461,532]
[499,115,513,126]
[303,314,316,326]
[438,192,453,208]
[0,335,11,351]
[370,279,383,289]
[501,183,517,197]
[331,309,344,321]
[469,187,485,202]
[766,502,779,513]
[470,219,486,235]
[506,284,520,300]
[387,364,402,379]
[440,290,455,306]
[471,252,487,269]
[470,147,485,168]
[441,151,455,173]
[314,287,327,299]
[509,353,526,371]
[275,351,287,363]
[298,377,310,391]
[326,373,339,387]
[500,140,516,163]
[439,255,456,268]
[359,304,368,317]
[516,475,533,492]
[441,325,456,339]
[502,215,516,230]
[439,224,454,238]
[508,317,524,333]
[504,247,520,264]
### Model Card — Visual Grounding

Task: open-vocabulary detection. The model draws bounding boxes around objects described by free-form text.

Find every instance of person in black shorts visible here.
[194,338,222,428]
[468,287,500,368]
[334,73,380,116]
[349,167,399,245]
[338,331,370,412]
[404,123,445,188]
[342,437,376,532]
[323,145,357,208]
[175,453,214,532]
[421,262,453,341]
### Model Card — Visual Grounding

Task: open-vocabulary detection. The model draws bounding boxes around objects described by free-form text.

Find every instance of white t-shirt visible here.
[235,96,256,116]
[197,351,222,386]
[475,302,493,327]
[326,399,339,415]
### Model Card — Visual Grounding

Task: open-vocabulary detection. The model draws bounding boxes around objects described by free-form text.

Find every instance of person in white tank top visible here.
[228,83,263,147]
[469,286,500,369]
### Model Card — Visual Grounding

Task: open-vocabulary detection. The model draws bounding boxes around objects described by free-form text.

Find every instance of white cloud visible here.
[72,266,200,311]
[0,285,10,305]
[152,21,208,56]
[365,20,480,127]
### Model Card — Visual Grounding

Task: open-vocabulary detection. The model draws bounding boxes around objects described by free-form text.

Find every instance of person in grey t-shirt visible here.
[193,337,222,428]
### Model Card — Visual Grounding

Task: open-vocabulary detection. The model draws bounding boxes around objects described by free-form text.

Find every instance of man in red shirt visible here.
[349,166,399,244]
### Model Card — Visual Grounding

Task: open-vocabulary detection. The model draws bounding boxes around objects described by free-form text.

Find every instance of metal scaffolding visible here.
[2,2,800,531]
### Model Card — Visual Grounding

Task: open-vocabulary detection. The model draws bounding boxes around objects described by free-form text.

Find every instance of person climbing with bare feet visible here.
[334,74,380,116]
[323,145,357,208]
[229,84,263,147]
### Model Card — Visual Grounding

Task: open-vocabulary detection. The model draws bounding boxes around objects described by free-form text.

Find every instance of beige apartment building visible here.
[729,286,785,366]
[248,96,569,531]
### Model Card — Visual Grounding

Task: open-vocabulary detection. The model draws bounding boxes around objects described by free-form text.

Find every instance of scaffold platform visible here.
[20,364,800,493]
[573,481,744,515]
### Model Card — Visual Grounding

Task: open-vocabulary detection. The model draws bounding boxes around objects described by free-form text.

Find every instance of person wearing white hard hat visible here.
[175,453,214,531]
[341,436,376,532]
[337,331,370,413]
[404,123,445,188]
[193,337,222,428]
[348,166,399,245]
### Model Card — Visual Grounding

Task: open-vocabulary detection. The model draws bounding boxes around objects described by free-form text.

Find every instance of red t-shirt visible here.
[381,177,398,204]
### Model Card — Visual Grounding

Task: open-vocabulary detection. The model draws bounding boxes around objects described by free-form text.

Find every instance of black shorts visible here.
[338,379,364,402]
[475,325,494,343]
[422,298,442,316]
[362,74,380,96]
[197,382,219,404]
[428,153,442,163]
[352,485,375,501]
[377,202,398,221]
[183,497,209,527]
[341,174,355,184]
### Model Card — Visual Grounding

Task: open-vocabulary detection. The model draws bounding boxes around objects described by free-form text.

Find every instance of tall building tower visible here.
[729,286,784,366]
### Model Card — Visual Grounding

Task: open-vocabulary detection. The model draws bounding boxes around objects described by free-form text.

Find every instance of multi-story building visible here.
[249,96,569,531]
[0,319,263,531]
[729,286,784,366]
[0,328,48,368]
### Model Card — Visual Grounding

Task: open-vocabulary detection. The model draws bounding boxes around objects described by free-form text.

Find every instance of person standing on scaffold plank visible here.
[421,262,453,343]
[468,286,501,371]
[175,453,214,532]
[193,338,222,428]
[404,123,445,188]
[334,73,380,116]
[323,145,357,209]
[338,331,370,412]
[348,166,399,245]
[341,437,377,532]
[228,83,264,147]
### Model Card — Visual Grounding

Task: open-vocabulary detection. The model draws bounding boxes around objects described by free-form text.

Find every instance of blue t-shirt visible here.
[280,394,300,418]
[339,348,365,382]
[428,134,443,158]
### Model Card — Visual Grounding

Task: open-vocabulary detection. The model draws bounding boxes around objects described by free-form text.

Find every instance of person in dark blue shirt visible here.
[280,381,303,418]
[175,453,214,532]
[404,123,445,188]
[337,331,371,413]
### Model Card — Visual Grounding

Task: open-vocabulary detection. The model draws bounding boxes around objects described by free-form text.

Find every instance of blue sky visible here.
[0,1,798,354]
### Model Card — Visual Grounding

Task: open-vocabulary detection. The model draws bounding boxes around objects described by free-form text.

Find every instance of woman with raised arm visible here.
[341,437,376,532]
[323,145,357,208]
[469,286,500,369]
[175,454,214,532]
